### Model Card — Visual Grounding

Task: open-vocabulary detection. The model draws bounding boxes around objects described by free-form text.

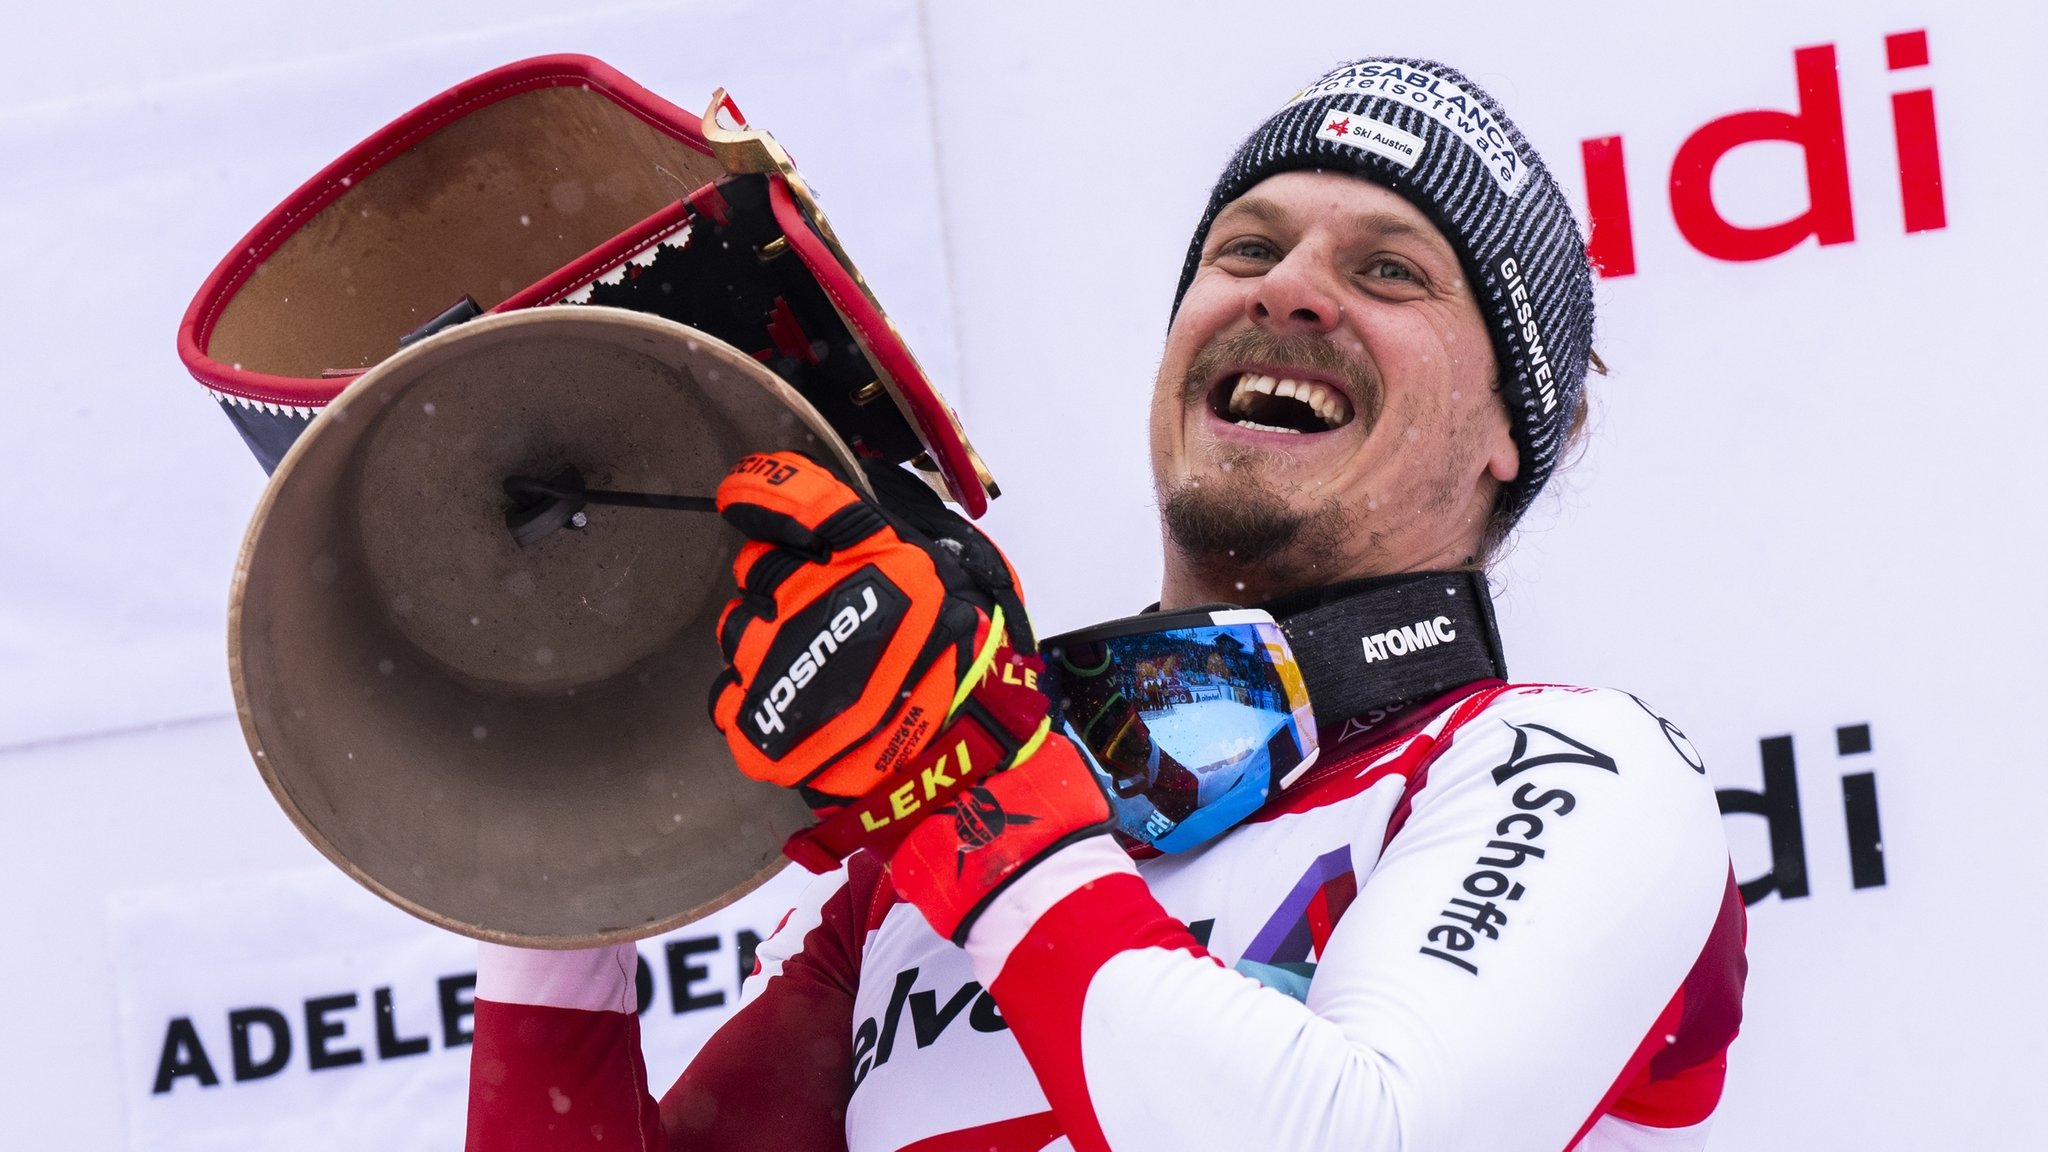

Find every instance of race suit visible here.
[465,681,1745,1151]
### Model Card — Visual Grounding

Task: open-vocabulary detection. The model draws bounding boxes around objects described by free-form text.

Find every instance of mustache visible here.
[1180,328,1383,426]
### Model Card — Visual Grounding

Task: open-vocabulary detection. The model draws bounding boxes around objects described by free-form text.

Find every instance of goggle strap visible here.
[1275,570,1506,727]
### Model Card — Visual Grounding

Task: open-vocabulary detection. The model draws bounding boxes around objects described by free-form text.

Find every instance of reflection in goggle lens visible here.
[1043,609,1317,853]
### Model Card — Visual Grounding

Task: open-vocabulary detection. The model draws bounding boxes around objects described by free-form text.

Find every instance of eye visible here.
[1362,258,1417,282]
[1356,255,1431,299]
[1211,236,1281,271]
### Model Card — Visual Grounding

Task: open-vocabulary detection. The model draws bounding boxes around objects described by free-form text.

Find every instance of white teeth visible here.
[1228,373,1274,413]
[1236,420,1304,434]
[1289,379,1351,428]
[1226,371,1354,430]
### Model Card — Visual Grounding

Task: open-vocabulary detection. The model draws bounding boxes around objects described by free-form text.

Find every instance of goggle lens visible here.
[1043,609,1317,852]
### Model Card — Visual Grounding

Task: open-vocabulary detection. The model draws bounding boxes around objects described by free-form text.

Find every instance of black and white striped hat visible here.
[1171,59,1594,522]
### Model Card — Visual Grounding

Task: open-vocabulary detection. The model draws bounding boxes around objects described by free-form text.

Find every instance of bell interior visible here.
[209,85,729,382]
[233,310,839,945]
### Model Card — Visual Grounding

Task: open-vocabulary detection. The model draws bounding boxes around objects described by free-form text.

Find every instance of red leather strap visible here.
[764,174,988,517]
[179,54,716,409]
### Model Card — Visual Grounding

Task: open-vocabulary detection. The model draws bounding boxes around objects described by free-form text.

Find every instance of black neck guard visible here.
[1261,570,1507,728]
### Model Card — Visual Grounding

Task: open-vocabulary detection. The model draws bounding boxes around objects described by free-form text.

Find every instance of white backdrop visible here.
[4,1,2043,1148]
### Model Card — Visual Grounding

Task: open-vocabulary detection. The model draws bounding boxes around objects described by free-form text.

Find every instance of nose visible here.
[1247,247,1341,334]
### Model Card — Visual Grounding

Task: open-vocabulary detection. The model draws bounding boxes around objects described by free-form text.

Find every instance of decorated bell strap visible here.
[177,54,722,413]
[783,645,1052,873]
[176,54,998,518]
[521,150,994,516]
[529,169,977,510]
[760,173,991,516]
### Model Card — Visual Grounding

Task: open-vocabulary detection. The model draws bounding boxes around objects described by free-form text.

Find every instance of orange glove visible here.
[709,451,1026,803]
[710,451,1113,936]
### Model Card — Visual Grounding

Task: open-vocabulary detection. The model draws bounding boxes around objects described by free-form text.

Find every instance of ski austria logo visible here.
[1361,616,1457,663]
[1291,61,1528,196]
[1315,109,1426,171]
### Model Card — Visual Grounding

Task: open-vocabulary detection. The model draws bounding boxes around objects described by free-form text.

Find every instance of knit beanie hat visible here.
[1170,59,1595,523]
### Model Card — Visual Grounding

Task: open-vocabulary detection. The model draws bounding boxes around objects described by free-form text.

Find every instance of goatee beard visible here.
[1161,464,1304,568]
[1160,461,1352,599]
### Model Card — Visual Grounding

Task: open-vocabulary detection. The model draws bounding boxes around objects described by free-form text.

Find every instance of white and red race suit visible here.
[465,681,1745,1152]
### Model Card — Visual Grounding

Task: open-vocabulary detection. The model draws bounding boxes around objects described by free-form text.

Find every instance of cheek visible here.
[1164,273,1248,372]
[1353,328,1497,472]
[1146,383,1178,474]
[1440,320,1499,399]
[1398,319,1498,428]
[1151,302,1221,428]
[1147,357,1194,482]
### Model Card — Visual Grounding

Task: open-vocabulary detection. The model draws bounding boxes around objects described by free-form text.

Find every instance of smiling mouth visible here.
[1212,372,1355,435]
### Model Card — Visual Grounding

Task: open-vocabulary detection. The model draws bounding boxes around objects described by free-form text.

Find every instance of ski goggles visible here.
[1041,607,1318,853]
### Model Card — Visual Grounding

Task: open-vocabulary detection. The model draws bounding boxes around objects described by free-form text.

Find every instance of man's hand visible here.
[884,725,1113,942]
[709,451,1111,940]
[709,451,1018,802]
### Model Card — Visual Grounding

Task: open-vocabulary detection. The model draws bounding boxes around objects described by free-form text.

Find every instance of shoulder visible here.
[1259,683,1706,829]
[1402,683,1727,880]
[1433,683,1712,789]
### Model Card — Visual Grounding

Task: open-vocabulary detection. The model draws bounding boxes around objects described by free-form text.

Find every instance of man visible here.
[466,58,1744,1152]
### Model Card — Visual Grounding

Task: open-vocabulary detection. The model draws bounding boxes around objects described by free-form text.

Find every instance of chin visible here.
[1161,463,1353,581]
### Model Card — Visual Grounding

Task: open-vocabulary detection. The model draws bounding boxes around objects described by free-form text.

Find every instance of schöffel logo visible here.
[1361,616,1456,663]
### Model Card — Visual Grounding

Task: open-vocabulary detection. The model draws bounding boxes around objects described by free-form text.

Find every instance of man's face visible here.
[1149,170,1518,598]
